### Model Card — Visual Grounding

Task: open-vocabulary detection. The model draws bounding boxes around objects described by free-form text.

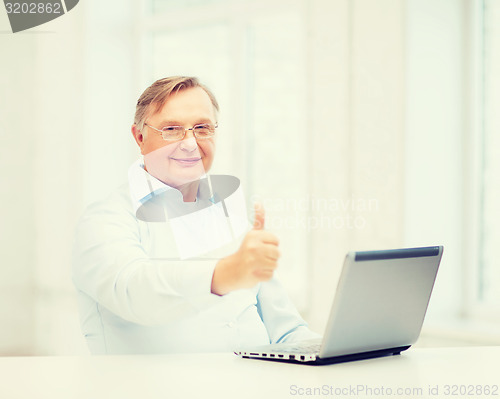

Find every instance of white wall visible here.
[0,0,139,355]
[307,0,405,333]
[404,0,464,322]
[0,13,38,355]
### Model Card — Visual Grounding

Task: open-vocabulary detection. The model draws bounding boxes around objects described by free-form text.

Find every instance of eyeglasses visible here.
[144,122,218,141]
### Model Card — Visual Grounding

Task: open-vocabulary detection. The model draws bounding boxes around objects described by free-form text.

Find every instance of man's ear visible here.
[131,124,145,153]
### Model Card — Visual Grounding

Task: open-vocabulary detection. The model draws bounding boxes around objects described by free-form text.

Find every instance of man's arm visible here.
[212,203,320,342]
[256,276,322,343]
[72,194,222,326]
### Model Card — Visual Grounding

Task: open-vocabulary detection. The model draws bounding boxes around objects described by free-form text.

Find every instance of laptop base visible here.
[240,345,411,366]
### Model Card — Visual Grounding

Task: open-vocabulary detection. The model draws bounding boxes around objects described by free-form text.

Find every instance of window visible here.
[478,0,500,308]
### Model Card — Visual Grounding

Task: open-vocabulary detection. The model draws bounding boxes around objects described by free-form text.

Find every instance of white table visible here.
[1,346,499,398]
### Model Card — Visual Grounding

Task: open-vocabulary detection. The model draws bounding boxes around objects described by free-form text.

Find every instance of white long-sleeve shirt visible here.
[72,159,318,354]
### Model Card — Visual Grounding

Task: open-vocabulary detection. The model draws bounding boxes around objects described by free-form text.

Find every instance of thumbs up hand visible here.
[211,202,281,295]
[253,202,265,230]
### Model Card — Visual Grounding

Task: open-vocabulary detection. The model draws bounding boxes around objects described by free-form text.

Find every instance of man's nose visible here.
[179,131,198,151]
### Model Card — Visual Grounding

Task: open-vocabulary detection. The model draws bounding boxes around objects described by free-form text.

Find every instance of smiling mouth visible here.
[171,157,202,164]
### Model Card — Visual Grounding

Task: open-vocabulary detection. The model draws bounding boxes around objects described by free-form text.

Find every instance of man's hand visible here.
[211,203,281,296]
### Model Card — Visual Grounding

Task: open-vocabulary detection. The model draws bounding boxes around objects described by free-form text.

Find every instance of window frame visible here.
[463,0,500,321]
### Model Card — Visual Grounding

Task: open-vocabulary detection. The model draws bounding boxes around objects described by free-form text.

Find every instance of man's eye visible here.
[162,126,180,132]
[194,124,214,132]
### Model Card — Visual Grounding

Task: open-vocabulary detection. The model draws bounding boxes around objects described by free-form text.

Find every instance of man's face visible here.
[133,87,217,188]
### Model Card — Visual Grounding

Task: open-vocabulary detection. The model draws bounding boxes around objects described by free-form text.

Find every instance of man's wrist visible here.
[211,254,238,296]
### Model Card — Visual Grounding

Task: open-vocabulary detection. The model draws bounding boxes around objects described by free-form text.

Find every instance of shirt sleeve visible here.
[71,194,222,327]
[255,275,322,343]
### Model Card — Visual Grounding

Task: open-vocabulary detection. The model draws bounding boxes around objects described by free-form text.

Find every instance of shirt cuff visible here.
[167,259,218,297]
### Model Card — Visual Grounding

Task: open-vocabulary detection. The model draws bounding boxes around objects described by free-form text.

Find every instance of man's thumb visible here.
[253,202,265,230]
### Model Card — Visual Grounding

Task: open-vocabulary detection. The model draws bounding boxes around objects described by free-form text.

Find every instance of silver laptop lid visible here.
[319,246,443,359]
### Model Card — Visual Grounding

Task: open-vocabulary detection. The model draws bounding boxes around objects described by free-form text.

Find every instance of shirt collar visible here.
[128,158,176,211]
[128,158,210,213]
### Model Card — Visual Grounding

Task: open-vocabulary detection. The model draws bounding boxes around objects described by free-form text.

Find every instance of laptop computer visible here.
[235,245,443,365]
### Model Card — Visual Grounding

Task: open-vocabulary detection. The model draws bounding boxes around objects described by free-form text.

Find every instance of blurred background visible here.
[0,0,499,355]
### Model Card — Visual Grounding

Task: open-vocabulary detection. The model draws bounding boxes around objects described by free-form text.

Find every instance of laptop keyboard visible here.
[274,343,322,354]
